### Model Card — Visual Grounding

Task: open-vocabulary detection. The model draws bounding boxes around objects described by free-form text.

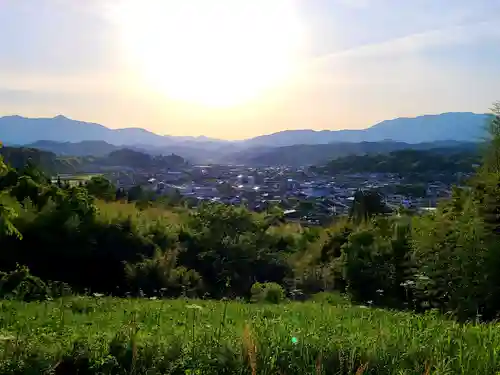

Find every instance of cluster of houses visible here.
[104,164,458,225]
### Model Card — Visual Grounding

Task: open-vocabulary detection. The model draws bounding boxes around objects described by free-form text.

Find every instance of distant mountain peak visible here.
[53,115,69,120]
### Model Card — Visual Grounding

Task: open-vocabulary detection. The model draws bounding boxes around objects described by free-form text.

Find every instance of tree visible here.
[127,185,145,202]
[216,182,235,196]
[21,160,50,185]
[411,195,496,319]
[408,101,500,320]
[349,190,390,224]
[481,102,500,173]
[0,155,21,239]
[115,187,127,201]
[0,155,6,176]
[471,102,500,235]
[341,217,412,307]
[157,188,182,207]
[0,168,18,191]
[85,176,116,201]
[178,203,293,297]
[10,176,45,209]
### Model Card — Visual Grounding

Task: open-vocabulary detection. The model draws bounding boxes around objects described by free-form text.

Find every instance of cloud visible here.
[295,17,500,92]
[0,70,127,96]
[315,19,499,63]
[275,13,500,130]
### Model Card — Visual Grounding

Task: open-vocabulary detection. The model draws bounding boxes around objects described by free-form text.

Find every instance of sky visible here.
[1,0,500,140]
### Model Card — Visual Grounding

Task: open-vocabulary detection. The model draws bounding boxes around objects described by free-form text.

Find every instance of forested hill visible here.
[0,146,83,175]
[103,149,187,169]
[233,141,480,166]
[0,146,187,175]
[26,140,120,157]
[315,149,481,174]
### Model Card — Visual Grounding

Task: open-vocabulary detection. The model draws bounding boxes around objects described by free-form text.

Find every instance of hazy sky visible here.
[1,0,500,139]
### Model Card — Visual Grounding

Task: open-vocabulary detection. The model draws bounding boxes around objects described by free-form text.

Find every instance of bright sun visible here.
[113,0,305,107]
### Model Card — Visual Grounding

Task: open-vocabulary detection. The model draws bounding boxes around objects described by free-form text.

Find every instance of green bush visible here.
[250,282,285,304]
[341,218,412,308]
[411,190,500,320]
[125,250,204,298]
[0,264,71,301]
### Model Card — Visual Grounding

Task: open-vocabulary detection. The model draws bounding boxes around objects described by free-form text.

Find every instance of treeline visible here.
[316,148,480,175]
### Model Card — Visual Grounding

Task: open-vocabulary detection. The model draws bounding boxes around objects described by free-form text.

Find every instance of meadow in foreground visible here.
[1,297,500,374]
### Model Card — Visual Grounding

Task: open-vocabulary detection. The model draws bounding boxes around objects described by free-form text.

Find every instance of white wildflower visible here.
[186,304,203,310]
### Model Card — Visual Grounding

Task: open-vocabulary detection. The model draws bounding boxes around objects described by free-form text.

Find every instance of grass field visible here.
[1,297,500,374]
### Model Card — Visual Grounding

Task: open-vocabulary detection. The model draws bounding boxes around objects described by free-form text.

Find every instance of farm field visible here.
[1,297,500,374]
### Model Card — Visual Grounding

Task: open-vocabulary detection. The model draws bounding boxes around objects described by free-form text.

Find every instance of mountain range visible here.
[244,112,491,147]
[0,112,491,165]
[0,115,227,146]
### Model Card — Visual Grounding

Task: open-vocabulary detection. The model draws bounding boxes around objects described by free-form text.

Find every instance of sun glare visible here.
[113,0,305,107]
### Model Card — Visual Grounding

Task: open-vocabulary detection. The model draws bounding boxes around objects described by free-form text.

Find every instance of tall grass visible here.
[95,200,185,226]
[0,297,500,374]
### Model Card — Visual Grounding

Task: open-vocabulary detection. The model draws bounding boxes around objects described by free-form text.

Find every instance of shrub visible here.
[250,282,285,304]
[0,264,71,301]
[411,195,498,320]
[124,250,204,298]
[341,218,412,308]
